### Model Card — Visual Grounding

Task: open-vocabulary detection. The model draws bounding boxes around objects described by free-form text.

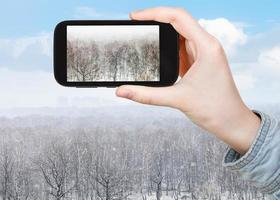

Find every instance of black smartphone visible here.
[54,20,179,87]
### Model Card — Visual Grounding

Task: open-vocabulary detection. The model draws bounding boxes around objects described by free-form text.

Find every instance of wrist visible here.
[207,103,261,155]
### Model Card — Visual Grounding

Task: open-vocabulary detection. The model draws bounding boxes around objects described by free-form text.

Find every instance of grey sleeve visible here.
[223,111,280,200]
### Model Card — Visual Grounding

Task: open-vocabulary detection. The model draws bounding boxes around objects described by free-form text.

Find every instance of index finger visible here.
[130,7,207,43]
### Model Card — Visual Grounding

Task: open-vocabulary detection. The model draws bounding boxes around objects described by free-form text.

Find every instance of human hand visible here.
[116,7,260,155]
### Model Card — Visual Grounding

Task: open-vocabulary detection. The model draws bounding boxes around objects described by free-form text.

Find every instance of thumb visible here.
[116,85,180,107]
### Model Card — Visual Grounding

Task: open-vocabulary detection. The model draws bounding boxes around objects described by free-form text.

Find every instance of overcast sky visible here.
[0,1,279,109]
[67,25,159,42]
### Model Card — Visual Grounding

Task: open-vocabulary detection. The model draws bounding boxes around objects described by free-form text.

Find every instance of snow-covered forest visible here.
[67,26,159,82]
[0,105,276,200]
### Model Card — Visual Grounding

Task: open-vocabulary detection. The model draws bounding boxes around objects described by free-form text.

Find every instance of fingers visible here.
[130,7,206,42]
[116,85,180,107]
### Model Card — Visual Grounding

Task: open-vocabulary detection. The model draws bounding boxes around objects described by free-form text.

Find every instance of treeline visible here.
[67,38,159,82]
[0,117,266,200]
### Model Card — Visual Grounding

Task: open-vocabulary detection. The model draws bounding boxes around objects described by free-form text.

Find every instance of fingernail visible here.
[117,88,132,99]
[129,12,134,19]
[130,11,139,18]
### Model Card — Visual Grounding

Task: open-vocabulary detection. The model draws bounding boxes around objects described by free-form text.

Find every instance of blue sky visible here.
[1,0,280,37]
[0,1,279,108]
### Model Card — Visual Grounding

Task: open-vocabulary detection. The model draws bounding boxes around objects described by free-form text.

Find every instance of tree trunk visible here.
[156,182,162,200]
[106,182,110,200]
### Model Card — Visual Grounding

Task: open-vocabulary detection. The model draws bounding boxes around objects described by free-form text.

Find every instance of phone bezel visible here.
[54,20,179,87]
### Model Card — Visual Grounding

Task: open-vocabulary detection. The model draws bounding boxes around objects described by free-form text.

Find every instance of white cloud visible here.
[17,35,51,57]
[0,33,52,71]
[199,18,248,56]
[0,32,52,58]
[258,46,280,71]
[197,18,280,105]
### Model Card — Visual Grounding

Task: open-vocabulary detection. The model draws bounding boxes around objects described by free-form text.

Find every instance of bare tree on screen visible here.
[67,37,160,82]
[67,40,100,81]
[139,41,160,81]
[104,42,124,81]
[126,44,140,81]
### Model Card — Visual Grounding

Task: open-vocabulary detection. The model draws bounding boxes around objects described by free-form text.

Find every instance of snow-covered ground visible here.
[0,105,277,200]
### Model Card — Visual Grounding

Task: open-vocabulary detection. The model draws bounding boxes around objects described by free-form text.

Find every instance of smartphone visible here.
[54,20,179,87]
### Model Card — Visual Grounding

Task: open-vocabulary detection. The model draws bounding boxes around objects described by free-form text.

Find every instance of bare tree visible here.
[0,110,272,199]
[0,142,14,200]
[67,37,159,82]
[67,40,100,81]
[139,40,160,81]
[149,151,165,200]
[35,138,74,200]
[94,146,131,200]
[104,42,124,81]
[127,43,140,81]
[70,134,92,200]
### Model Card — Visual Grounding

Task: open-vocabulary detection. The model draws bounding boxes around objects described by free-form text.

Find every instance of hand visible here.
[116,7,260,155]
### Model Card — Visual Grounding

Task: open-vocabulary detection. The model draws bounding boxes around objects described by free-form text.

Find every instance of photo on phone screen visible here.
[67,25,160,82]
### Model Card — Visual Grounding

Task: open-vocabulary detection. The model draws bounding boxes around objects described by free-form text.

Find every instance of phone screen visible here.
[66,25,160,82]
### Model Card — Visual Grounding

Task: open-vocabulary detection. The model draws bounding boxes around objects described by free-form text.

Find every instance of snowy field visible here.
[0,105,278,200]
